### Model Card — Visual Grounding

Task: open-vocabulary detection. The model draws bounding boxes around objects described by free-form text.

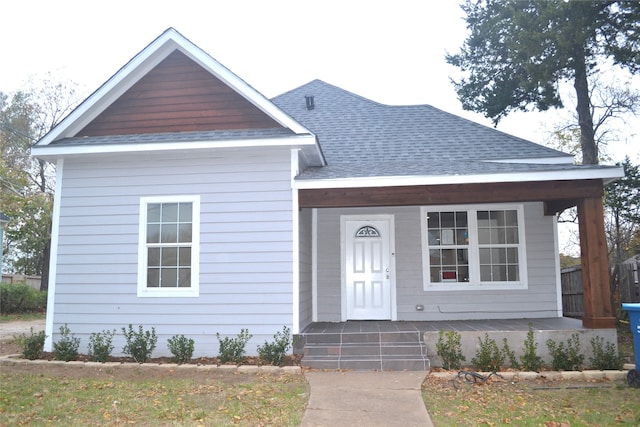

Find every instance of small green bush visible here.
[501,338,520,369]
[87,329,116,362]
[589,336,623,370]
[471,334,505,372]
[436,330,465,370]
[546,333,584,371]
[167,334,195,364]
[217,329,253,364]
[16,328,46,360]
[257,326,292,366]
[121,324,157,363]
[0,282,47,314]
[52,324,80,361]
[520,323,543,372]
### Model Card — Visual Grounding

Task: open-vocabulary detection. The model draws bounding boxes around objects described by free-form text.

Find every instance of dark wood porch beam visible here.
[298,179,604,209]
[577,196,615,328]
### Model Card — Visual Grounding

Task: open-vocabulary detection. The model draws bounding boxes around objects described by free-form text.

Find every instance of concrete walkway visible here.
[300,370,433,427]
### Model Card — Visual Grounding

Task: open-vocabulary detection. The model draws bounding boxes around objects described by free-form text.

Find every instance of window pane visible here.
[505,210,518,226]
[457,249,468,263]
[458,266,470,282]
[162,247,178,266]
[178,269,191,287]
[429,248,441,264]
[147,224,160,243]
[427,212,440,229]
[441,249,456,265]
[162,203,179,222]
[441,212,455,228]
[477,211,490,226]
[430,267,442,282]
[480,265,492,281]
[507,248,519,263]
[492,210,505,226]
[505,227,519,244]
[161,268,178,287]
[479,248,491,264]
[178,224,192,243]
[492,248,507,263]
[148,248,160,266]
[147,268,160,287]
[508,265,520,281]
[428,231,441,246]
[179,247,191,266]
[456,229,469,245]
[492,265,507,281]
[179,203,192,222]
[491,228,504,244]
[455,212,467,227]
[147,204,161,223]
[161,224,178,243]
[478,228,491,244]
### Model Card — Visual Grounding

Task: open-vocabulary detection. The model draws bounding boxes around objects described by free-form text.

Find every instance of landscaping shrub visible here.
[436,330,465,370]
[471,334,505,372]
[121,324,157,363]
[0,282,47,314]
[546,333,584,371]
[520,323,543,372]
[501,337,520,369]
[257,326,292,366]
[16,328,46,360]
[167,334,194,364]
[87,329,116,362]
[217,328,252,364]
[589,336,623,370]
[52,324,80,361]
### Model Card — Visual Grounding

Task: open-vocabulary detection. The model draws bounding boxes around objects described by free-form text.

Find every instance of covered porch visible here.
[294,318,617,371]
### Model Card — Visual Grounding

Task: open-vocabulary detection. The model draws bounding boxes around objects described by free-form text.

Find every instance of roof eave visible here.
[293,166,625,189]
[31,134,320,162]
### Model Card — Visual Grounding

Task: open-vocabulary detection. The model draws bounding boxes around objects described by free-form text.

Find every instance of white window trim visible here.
[420,203,528,291]
[137,195,200,297]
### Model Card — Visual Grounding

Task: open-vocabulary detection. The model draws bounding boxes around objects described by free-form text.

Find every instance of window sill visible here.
[137,288,199,298]
[423,282,527,292]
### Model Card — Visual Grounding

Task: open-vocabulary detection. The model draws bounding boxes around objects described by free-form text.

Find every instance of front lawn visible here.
[423,375,640,426]
[0,364,309,426]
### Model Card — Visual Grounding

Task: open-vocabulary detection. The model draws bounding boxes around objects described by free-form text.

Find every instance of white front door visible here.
[343,216,394,320]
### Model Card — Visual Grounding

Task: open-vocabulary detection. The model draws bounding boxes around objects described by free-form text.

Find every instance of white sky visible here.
[3,0,638,164]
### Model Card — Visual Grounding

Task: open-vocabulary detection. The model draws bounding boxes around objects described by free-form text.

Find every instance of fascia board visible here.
[37,29,311,147]
[488,156,575,165]
[293,166,625,189]
[31,134,318,160]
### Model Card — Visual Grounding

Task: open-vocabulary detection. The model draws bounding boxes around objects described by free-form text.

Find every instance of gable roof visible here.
[33,28,322,163]
[272,80,623,187]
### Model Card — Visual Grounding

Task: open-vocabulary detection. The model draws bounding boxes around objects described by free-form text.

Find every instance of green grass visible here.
[0,369,309,426]
[423,377,640,426]
[0,312,46,323]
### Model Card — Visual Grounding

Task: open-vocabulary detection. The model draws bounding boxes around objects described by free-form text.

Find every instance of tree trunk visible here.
[573,48,598,165]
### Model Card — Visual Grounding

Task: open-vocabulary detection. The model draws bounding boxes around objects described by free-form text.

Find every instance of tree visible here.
[0,75,79,290]
[604,157,640,264]
[446,0,640,165]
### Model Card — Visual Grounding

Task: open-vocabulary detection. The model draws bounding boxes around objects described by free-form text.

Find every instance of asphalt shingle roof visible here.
[271,80,588,180]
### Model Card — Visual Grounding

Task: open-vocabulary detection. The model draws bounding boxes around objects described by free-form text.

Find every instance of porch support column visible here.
[577,196,615,328]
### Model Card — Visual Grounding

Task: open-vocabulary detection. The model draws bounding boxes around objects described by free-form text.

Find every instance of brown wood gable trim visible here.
[298,179,604,211]
[78,51,283,136]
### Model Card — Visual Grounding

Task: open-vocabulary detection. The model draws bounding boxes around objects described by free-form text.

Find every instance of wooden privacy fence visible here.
[561,257,640,318]
[1,274,42,290]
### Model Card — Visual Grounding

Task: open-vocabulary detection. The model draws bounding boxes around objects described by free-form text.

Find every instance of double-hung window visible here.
[138,195,200,297]
[421,204,526,290]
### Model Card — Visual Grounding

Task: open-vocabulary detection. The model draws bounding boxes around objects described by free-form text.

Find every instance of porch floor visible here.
[300,317,586,334]
[296,317,595,371]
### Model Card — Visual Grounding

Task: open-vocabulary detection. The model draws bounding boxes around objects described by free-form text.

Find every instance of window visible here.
[421,204,526,290]
[138,196,200,297]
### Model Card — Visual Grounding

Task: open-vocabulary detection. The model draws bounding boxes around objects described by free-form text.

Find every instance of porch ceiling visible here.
[298,179,603,215]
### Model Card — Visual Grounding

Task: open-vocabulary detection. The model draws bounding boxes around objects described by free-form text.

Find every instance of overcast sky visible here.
[2,0,638,162]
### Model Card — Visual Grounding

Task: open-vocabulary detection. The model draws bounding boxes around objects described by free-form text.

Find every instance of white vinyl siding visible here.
[50,148,294,357]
